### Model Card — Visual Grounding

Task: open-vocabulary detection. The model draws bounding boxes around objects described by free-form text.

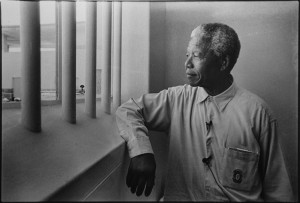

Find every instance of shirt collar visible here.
[199,80,237,112]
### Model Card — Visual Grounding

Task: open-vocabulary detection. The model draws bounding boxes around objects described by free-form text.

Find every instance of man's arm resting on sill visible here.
[115,90,173,197]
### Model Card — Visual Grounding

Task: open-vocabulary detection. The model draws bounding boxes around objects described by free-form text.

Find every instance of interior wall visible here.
[120,2,150,102]
[163,1,298,199]
[149,2,166,93]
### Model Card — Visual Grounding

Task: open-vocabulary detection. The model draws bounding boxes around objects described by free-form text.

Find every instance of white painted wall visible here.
[120,2,150,102]
[149,2,166,93]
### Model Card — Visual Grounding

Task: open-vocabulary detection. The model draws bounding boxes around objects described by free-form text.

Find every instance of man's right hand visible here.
[126,153,156,197]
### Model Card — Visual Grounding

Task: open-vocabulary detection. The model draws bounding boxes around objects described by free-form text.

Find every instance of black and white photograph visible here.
[1,0,298,201]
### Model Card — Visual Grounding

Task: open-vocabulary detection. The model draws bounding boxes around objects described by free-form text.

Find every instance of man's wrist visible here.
[127,138,154,158]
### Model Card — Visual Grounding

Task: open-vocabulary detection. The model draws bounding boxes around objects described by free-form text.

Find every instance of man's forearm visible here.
[116,99,154,158]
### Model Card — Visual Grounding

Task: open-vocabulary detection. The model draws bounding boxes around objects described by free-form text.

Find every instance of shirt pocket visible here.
[219,147,259,192]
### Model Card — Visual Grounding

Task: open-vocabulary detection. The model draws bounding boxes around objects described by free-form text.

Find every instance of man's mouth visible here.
[186,73,197,77]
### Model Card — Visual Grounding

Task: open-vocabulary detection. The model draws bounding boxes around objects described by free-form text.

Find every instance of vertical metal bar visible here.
[85,1,97,118]
[112,1,122,111]
[2,34,9,52]
[61,1,76,123]
[20,1,41,132]
[101,1,112,114]
[0,2,2,127]
[56,1,62,101]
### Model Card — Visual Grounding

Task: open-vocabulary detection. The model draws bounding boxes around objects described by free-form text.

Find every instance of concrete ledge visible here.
[1,101,124,202]
[47,142,127,201]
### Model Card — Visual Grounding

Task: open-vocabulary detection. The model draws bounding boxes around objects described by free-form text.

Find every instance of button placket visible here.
[205,185,211,200]
[204,96,214,200]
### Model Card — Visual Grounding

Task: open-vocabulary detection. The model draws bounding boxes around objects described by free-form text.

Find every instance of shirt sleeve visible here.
[259,116,295,201]
[115,89,173,158]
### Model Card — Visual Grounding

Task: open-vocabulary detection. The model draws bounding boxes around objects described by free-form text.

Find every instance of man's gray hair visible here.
[191,23,241,71]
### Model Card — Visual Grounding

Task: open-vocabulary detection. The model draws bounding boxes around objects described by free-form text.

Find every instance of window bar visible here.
[62,1,76,123]
[0,2,3,125]
[85,1,97,118]
[56,1,62,101]
[112,1,122,111]
[20,1,41,132]
[101,1,112,114]
[2,34,9,52]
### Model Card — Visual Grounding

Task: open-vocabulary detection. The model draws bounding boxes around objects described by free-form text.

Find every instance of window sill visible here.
[1,101,124,201]
[2,97,102,109]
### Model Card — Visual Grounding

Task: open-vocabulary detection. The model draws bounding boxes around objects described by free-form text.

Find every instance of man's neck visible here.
[204,74,233,96]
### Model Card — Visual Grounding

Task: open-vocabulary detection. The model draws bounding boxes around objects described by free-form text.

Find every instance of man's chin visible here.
[188,80,202,87]
[189,83,198,87]
[187,78,202,87]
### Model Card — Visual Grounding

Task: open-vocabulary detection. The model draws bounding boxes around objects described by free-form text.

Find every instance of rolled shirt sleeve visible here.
[116,89,172,158]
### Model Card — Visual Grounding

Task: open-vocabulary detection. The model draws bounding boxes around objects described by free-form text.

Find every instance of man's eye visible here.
[186,53,190,57]
[193,52,200,57]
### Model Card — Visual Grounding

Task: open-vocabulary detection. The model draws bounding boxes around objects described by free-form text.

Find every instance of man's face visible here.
[185,36,222,88]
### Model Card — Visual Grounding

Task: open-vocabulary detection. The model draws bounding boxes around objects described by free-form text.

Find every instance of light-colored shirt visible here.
[116,82,294,201]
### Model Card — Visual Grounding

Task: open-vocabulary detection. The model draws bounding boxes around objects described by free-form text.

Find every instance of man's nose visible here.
[185,57,193,69]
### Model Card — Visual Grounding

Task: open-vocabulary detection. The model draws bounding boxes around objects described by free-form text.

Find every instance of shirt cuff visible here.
[127,136,154,158]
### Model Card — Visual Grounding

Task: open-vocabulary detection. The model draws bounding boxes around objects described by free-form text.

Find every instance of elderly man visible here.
[116,23,294,201]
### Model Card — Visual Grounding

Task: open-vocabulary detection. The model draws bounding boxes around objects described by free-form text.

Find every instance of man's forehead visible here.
[191,26,202,38]
[187,36,206,52]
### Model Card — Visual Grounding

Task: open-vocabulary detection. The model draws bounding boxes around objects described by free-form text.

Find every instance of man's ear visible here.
[220,55,230,72]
